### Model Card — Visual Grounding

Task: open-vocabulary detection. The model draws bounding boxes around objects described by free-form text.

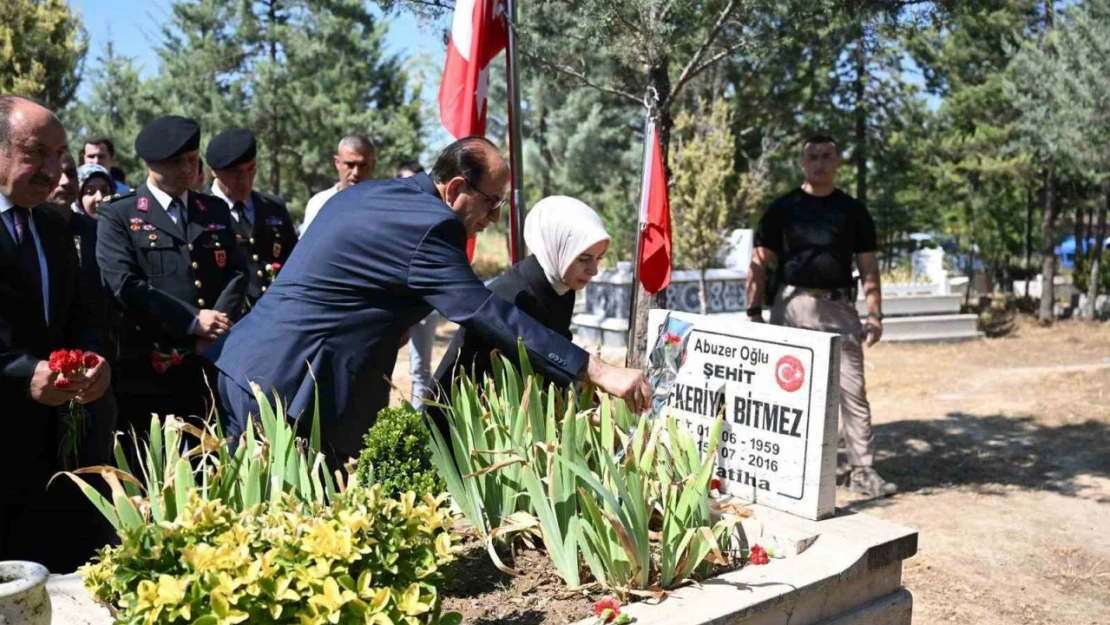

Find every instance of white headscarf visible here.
[523,196,611,295]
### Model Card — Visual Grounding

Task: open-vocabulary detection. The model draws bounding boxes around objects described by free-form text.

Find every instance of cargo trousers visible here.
[770,285,874,466]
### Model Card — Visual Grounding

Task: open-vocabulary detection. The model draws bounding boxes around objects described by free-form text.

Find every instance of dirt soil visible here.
[391,317,1110,625]
[440,533,599,625]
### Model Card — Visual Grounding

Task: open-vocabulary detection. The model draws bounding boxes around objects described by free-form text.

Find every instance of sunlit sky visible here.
[69,0,450,138]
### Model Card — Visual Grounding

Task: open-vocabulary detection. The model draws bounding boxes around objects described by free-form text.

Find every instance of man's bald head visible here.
[0,95,67,207]
[431,137,509,236]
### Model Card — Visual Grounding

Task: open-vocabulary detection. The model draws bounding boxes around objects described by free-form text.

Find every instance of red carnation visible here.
[54,375,72,390]
[749,544,769,566]
[664,332,682,346]
[710,478,721,491]
[593,598,621,623]
[83,352,100,370]
[270,262,282,272]
[64,349,84,374]
[169,352,184,366]
[48,350,68,373]
[151,351,169,374]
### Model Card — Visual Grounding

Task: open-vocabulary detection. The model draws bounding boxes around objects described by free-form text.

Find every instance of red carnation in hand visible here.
[593,598,621,623]
[710,478,721,492]
[151,351,169,374]
[83,352,100,370]
[48,350,68,373]
[64,349,85,374]
[54,375,72,390]
[749,544,770,566]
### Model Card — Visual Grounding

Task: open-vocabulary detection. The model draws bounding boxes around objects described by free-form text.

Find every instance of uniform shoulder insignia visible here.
[108,191,137,203]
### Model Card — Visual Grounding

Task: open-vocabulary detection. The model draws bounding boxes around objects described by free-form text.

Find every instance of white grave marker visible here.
[646,309,839,520]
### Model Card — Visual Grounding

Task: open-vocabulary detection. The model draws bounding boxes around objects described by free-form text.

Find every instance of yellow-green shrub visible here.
[81,485,461,625]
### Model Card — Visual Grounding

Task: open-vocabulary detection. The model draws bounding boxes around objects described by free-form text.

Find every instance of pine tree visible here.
[0,0,88,109]
[670,100,739,314]
[150,0,425,214]
[63,40,161,183]
[1006,0,1087,322]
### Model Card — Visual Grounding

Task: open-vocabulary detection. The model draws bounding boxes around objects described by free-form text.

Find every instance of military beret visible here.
[206,128,257,170]
[134,115,200,162]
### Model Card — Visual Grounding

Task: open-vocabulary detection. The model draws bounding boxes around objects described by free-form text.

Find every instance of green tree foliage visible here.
[0,0,88,109]
[1018,0,1110,314]
[64,40,160,183]
[670,100,739,313]
[67,0,426,216]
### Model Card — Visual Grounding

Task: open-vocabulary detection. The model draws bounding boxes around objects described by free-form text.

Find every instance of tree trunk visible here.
[1084,185,1108,319]
[1024,183,1034,298]
[965,177,979,308]
[534,90,554,197]
[628,63,672,370]
[698,268,709,315]
[1039,164,1058,323]
[854,25,868,206]
[268,0,281,195]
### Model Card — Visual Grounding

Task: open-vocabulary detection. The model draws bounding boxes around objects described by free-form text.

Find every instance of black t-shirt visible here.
[753,188,877,289]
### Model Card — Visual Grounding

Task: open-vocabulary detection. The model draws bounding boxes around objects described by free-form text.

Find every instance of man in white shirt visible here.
[299,135,376,234]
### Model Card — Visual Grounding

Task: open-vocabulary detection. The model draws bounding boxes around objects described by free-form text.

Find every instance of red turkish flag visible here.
[439,0,506,139]
[439,0,507,260]
[637,120,673,294]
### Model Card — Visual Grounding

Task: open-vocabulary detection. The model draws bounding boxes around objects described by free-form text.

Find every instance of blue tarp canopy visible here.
[1056,235,1110,268]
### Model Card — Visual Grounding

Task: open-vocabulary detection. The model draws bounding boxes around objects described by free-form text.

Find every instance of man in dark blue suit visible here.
[207,137,650,461]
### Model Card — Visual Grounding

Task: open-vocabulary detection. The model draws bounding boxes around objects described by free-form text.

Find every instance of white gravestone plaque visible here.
[646,309,840,520]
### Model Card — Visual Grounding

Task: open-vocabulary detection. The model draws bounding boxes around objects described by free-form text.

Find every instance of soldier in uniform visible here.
[96,115,248,441]
[205,128,297,307]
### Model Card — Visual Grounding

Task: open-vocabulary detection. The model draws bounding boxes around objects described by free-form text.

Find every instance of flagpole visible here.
[627,104,654,364]
[504,0,526,264]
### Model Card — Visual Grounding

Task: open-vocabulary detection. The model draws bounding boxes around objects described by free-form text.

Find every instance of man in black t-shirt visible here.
[746,134,896,498]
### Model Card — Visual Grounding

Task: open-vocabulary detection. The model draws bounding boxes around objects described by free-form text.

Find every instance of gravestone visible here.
[722,228,754,271]
[646,309,839,520]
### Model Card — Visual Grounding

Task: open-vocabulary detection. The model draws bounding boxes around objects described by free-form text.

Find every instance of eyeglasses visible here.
[464,177,506,212]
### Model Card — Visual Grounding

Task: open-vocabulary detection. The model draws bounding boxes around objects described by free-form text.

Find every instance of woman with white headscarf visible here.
[431,196,610,420]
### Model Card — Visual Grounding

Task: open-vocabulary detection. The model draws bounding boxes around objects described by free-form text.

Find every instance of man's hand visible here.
[194,309,231,340]
[28,360,84,406]
[583,355,652,413]
[76,358,112,404]
[864,316,883,347]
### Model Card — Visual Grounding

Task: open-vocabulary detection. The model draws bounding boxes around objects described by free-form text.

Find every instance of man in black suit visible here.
[97,116,248,443]
[0,95,113,571]
[205,128,297,308]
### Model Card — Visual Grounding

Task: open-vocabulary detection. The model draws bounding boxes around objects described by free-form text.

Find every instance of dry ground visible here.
[389,318,1110,625]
